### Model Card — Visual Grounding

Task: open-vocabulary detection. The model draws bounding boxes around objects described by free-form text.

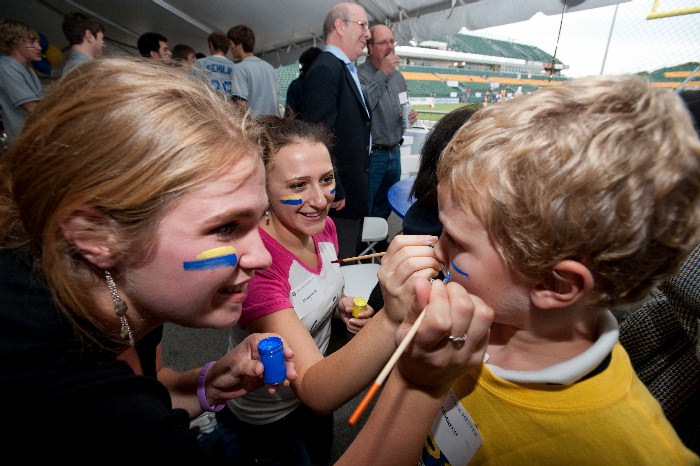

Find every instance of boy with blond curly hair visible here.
[0,20,43,143]
[423,74,700,465]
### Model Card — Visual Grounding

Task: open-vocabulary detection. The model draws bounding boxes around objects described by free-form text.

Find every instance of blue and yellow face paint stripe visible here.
[183,246,238,271]
[279,195,302,205]
[329,183,336,196]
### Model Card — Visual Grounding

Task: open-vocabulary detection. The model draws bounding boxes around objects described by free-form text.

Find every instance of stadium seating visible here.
[273,35,699,107]
[276,64,299,101]
[647,62,700,89]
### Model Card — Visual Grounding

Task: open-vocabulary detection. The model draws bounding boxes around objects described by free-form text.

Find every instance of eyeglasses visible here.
[344,20,369,31]
[370,39,396,47]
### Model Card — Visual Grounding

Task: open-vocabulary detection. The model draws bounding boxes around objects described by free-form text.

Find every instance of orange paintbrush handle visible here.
[347,308,427,425]
[348,382,381,425]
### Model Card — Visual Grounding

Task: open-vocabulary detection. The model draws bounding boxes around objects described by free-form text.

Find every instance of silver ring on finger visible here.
[446,333,468,343]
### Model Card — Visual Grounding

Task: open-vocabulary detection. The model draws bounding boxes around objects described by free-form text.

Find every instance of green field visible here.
[412,103,481,123]
[412,103,467,112]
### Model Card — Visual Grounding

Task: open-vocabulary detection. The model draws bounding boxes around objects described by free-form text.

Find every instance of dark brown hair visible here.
[227,25,254,52]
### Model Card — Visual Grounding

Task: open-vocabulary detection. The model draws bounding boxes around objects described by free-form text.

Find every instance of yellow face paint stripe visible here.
[196,246,236,259]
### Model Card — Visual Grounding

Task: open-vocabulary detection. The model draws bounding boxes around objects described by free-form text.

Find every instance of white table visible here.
[341,263,380,300]
[404,127,429,156]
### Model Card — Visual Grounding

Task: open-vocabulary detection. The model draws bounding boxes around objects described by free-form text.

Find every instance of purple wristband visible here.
[197,361,225,412]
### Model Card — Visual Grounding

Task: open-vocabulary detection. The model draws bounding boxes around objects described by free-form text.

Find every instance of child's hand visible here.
[336,295,374,334]
[378,234,442,326]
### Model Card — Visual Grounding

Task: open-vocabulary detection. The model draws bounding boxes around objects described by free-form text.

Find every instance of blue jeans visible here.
[367,146,401,219]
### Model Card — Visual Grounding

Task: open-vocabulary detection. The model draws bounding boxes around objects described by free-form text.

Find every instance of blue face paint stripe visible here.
[280,197,303,205]
[449,260,469,278]
[183,254,238,270]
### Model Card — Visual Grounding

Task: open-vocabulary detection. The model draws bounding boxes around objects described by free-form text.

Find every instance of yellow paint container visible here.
[352,297,367,318]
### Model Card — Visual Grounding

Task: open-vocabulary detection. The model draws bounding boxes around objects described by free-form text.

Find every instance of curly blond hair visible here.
[0,20,38,55]
[438,74,700,308]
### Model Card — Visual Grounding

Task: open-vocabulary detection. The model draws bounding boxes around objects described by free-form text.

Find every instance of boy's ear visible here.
[531,260,593,309]
[60,207,118,269]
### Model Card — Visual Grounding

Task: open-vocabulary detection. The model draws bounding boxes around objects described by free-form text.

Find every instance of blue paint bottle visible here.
[258,336,285,385]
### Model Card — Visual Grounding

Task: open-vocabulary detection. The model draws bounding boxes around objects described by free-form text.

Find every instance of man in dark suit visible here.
[301,2,372,259]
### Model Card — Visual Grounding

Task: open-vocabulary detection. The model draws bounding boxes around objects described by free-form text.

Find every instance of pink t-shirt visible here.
[229,217,345,424]
[238,217,344,341]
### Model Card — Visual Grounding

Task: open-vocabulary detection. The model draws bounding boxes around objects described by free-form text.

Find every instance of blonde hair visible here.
[0,20,38,55]
[0,57,266,345]
[438,74,700,308]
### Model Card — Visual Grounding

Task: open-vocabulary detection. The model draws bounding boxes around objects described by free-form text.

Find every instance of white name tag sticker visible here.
[419,389,481,466]
[398,91,409,105]
[290,275,326,320]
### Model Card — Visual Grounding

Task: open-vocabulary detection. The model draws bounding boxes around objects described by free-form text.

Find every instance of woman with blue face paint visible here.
[214,115,372,465]
[0,56,298,463]
[211,115,457,466]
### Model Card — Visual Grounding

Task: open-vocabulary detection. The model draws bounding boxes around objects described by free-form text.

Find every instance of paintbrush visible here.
[348,307,427,425]
[331,252,386,264]
[347,270,450,425]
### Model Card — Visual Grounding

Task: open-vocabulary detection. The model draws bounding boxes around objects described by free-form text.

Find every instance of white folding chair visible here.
[400,135,414,157]
[340,263,380,300]
[359,217,389,260]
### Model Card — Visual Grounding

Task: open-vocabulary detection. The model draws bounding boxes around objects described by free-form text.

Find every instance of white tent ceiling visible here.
[4,0,628,67]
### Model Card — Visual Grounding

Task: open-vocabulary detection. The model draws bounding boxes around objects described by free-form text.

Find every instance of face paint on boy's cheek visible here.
[450,259,470,278]
[183,246,238,271]
[279,195,303,205]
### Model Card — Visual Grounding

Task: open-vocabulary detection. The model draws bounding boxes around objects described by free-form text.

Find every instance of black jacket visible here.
[301,51,371,219]
[0,248,219,464]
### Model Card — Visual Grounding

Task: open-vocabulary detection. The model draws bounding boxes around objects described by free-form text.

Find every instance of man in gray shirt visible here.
[227,25,280,117]
[61,12,105,77]
[358,24,416,223]
[193,32,236,99]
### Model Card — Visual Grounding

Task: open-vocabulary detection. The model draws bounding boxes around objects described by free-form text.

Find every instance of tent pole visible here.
[599,3,619,75]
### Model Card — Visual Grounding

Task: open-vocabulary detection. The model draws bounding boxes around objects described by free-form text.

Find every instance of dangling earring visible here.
[265,210,270,225]
[105,270,134,346]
